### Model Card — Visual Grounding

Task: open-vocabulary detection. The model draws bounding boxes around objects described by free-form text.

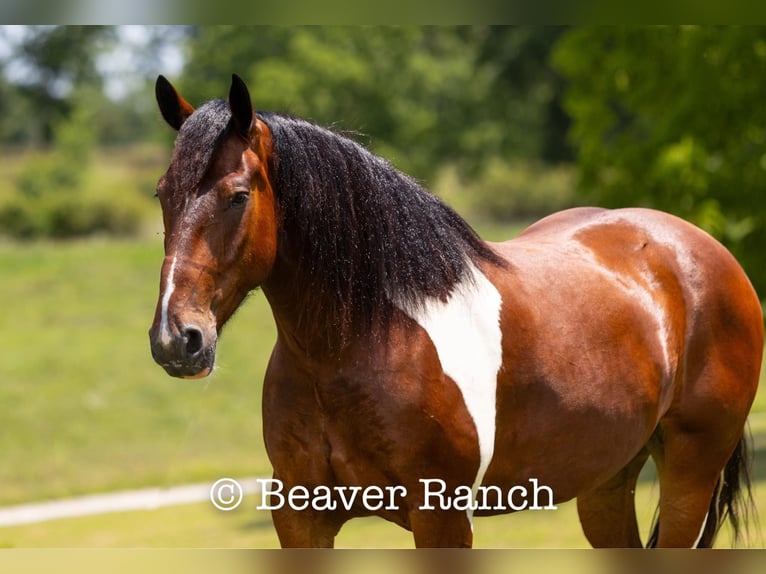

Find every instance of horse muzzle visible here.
[149,323,217,379]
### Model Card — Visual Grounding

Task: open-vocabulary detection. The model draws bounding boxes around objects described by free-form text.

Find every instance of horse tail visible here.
[646,433,756,548]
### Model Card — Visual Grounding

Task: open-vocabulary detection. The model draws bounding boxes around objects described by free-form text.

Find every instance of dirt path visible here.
[0,477,264,527]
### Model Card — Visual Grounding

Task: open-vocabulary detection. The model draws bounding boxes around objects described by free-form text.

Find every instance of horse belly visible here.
[481,265,672,510]
[481,377,659,513]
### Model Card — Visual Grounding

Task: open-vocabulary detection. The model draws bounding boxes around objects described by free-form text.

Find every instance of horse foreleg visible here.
[409,508,474,548]
[576,448,650,547]
[271,504,343,548]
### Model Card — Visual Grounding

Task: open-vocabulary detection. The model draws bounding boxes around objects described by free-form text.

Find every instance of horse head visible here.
[149,75,278,378]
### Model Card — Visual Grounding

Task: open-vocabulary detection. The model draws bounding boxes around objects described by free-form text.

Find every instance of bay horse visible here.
[148,74,762,548]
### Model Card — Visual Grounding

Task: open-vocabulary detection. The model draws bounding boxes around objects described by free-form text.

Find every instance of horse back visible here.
[498,207,762,374]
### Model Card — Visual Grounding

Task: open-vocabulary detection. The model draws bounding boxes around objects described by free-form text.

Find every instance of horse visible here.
[148,74,762,548]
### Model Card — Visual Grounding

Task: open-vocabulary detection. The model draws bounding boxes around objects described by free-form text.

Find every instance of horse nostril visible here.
[183,327,204,358]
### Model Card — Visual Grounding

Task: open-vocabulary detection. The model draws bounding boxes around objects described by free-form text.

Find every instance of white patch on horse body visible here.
[159,256,178,346]
[395,262,503,526]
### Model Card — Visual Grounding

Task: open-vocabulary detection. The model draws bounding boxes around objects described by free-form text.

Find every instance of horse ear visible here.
[229,74,254,139]
[155,75,195,131]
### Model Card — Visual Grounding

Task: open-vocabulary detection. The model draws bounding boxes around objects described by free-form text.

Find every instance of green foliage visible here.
[554,26,766,296]
[0,26,115,144]
[475,27,572,163]
[14,90,96,200]
[0,90,148,240]
[435,159,578,222]
[2,26,572,225]
[181,26,567,180]
[0,26,574,233]
[0,191,146,240]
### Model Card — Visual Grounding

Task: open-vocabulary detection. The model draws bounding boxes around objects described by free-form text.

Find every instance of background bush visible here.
[434,159,578,222]
[0,87,150,240]
[0,188,146,239]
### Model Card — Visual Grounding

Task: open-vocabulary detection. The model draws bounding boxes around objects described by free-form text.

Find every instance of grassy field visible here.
[0,237,276,505]
[0,227,764,548]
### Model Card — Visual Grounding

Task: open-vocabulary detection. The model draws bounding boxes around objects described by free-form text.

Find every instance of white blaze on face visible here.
[396,262,503,525]
[159,256,178,347]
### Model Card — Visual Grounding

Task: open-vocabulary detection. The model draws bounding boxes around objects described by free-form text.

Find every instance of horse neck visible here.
[261,251,354,362]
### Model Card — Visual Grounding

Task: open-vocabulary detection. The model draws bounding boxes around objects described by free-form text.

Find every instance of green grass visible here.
[0,229,764,548]
[0,238,276,505]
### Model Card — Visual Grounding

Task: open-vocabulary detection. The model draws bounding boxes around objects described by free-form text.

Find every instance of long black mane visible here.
[258,111,505,338]
[174,101,505,339]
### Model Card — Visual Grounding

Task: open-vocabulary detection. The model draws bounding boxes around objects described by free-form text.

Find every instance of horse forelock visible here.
[169,99,232,206]
[256,112,506,340]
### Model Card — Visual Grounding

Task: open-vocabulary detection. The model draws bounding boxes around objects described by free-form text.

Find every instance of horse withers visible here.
[148,74,763,548]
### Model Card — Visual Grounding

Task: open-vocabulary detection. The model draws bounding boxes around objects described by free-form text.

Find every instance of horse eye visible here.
[229,191,250,208]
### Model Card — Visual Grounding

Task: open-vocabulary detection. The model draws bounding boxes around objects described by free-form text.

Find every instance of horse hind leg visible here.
[646,327,759,548]
[695,437,755,548]
[576,448,650,547]
[647,427,754,548]
[645,427,723,548]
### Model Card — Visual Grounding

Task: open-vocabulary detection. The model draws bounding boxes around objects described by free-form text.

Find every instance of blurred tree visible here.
[554,26,766,298]
[0,26,115,144]
[179,26,569,180]
[1,84,145,239]
[476,26,572,164]
[0,26,578,235]
[0,66,27,142]
[15,84,98,199]
[1,26,571,176]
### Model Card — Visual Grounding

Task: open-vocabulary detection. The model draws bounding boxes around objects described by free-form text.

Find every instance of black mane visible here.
[173,102,505,340]
[257,112,505,339]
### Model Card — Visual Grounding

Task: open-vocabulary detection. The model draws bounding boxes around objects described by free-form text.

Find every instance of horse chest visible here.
[394,263,504,510]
